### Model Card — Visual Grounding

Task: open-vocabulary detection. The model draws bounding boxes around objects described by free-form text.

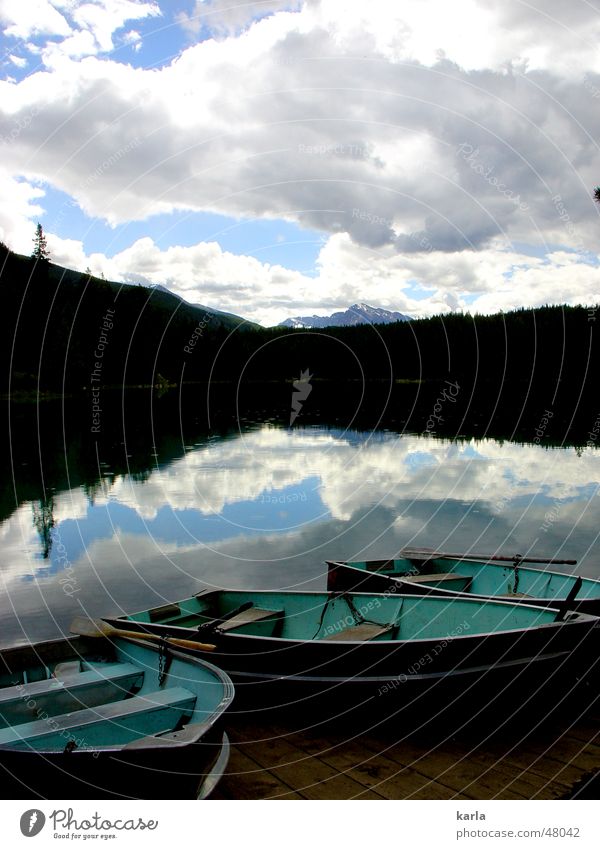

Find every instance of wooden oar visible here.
[70,617,216,652]
[400,548,577,566]
[196,600,254,633]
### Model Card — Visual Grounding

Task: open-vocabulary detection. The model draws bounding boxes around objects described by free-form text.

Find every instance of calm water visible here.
[2,411,600,645]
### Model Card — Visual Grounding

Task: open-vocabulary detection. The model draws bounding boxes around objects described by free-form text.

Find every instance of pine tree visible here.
[32,222,50,261]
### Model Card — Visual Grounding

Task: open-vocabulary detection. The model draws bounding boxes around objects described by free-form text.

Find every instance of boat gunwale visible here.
[326,559,600,608]
[107,590,599,648]
[329,557,600,586]
[222,649,574,685]
[192,586,597,617]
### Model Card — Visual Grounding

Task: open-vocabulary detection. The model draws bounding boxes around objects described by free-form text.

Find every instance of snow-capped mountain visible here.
[278,303,411,328]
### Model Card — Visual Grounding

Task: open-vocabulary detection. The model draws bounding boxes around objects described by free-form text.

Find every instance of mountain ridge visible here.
[278,303,411,328]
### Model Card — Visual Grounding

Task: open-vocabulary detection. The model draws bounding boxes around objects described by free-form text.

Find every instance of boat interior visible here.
[124,589,567,643]
[346,556,593,601]
[0,640,225,752]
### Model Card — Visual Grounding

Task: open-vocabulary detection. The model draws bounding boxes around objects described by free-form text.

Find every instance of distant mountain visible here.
[148,283,252,328]
[278,303,411,329]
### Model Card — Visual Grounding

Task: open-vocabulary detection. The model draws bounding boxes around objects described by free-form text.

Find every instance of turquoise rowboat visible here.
[0,633,234,799]
[326,549,600,615]
[103,588,600,719]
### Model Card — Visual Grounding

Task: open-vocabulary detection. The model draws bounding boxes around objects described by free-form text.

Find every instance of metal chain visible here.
[512,554,523,594]
[158,635,169,686]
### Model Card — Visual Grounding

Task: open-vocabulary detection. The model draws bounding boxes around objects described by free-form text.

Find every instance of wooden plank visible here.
[519,737,600,778]
[402,573,469,584]
[231,729,386,799]
[366,560,397,572]
[464,741,587,790]
[304,737,471,800]
[560,721,600,747]
[220,608,283,632]
[149,603,181,622]
[321,622,392,641]
[270,757,385,800]
[443,738,588,797]
[248,726,472,799]
[358,735,562,799]
[400,548,578,566]
[215,746,303,800]
[221,716,600,801]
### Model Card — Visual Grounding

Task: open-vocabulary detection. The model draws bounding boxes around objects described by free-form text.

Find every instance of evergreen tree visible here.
[32,222,50,261]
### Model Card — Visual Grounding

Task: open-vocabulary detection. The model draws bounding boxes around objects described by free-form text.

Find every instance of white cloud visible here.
[30,427,600,525]
[0,170,45,251]
[2,2,599,251]
[1,0,160,65]
[0,0,71,39]
[176,0,301,37]
[40,226,600,325]
[123,28,141,50]
[2,0,600,321]
[70,0,160,52]
[8,53,27,67]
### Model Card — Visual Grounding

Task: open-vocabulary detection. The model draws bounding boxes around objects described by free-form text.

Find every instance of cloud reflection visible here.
[1,426,600,644]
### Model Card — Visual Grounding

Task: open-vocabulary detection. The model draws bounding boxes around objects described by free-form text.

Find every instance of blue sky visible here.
[2,1,600,325]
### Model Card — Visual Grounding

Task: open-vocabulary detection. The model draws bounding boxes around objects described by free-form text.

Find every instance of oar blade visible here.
[70,616,112,638]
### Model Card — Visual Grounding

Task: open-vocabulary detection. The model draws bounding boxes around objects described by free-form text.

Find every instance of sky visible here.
[1,0,600,326]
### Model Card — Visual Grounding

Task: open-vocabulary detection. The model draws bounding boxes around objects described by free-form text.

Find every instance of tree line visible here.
[0,239,598,403]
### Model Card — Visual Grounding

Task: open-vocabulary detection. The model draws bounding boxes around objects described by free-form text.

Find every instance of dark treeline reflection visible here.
[2,378,599,539]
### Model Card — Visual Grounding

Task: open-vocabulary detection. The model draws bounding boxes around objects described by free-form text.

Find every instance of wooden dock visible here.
[213,709,600,800]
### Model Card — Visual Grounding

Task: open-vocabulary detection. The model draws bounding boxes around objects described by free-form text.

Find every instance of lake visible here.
[1,394,600,646]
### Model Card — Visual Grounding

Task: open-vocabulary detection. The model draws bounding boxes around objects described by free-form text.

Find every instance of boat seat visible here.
[0,687,196,751]
[321,622,393,641]
[365,559,397,572]
[402,572,470,587]
[218,608,283,632]
[0,663,144,725]
[149,603,182,623]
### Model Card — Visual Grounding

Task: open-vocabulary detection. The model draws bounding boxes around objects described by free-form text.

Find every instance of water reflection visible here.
[1,424,600,645]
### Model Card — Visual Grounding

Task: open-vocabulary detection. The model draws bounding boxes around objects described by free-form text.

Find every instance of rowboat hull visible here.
[0,727,230,800]
[103,589,600,721]
[326,556,600,616]
[223,650,598,731]
[0,636,234,799]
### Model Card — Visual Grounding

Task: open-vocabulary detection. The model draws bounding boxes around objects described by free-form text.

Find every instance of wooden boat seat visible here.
[148,603,182,623]
[321,622,393,641]
[0,663,144,725]
[366,559,397,572]
[0,686,196,750]
[218,608,283,632]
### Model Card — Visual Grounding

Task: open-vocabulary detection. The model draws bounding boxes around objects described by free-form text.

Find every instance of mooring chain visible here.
[512,554,523,594]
